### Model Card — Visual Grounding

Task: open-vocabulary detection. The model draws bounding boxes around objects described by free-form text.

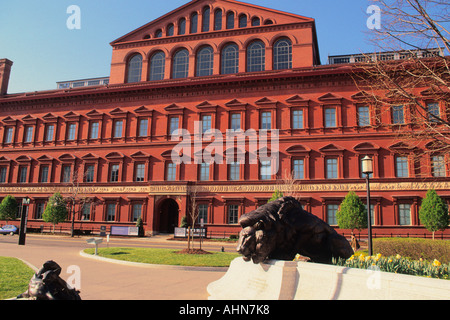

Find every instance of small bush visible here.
[373,238,450,263]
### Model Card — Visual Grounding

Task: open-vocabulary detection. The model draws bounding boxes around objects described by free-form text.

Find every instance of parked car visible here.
[0,225,19,235]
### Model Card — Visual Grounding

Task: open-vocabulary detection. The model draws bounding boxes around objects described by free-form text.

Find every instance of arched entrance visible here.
[158,198,180,233]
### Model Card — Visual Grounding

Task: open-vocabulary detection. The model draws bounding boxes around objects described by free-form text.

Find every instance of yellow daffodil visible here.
[395,254,401,259]
[433,259,441,267]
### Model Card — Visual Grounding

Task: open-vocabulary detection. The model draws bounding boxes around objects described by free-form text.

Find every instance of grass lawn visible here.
[0,257,35,300]
[84,247,240,267]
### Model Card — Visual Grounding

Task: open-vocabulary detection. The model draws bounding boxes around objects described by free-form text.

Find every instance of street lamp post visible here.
[18,197,31,246]
[362,155,373,256]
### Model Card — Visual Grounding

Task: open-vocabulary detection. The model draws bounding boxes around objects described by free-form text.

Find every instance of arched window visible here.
[167,23,174,36]
[221,43,239,74]
[149,51,165,81]
[202,7,210,32]
[273,38,292,70]
[226,12,235,29]
[155,29,163,38]
[172,49,189,79]
[251,17,261,26]
[178,18,186,35]
[239,14,247,28]
[214,9,222,30]
[196,46,214,77]
[190,12,198,33]
[127,54,142,83]
[247,41,265,72]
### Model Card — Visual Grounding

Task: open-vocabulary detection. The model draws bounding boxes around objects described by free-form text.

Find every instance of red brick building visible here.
[0,0,448,238]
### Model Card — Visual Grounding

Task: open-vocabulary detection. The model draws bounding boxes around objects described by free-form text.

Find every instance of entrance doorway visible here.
[158,198,179,233]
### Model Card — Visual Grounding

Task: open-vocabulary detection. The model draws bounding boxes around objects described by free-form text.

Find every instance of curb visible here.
[79,250,229,272]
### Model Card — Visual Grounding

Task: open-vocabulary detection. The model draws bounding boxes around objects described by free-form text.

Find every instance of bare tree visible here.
[187,185,200,251]
[353,0,450,170]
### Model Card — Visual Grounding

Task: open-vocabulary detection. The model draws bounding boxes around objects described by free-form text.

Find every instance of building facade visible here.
[0,0,449,238]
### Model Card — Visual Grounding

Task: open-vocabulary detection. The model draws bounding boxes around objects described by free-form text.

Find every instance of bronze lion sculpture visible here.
[237,197,354,264]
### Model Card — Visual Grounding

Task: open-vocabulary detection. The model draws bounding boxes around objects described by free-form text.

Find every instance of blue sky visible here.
[0,0,375,93]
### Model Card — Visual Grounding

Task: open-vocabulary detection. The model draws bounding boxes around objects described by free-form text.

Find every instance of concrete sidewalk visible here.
[0,236,228,300]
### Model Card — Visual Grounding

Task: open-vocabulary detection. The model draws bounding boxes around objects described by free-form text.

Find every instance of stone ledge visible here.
[207,257,450,300]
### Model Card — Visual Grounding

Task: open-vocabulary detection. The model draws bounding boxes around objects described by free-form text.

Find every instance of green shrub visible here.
[373,238,450,263]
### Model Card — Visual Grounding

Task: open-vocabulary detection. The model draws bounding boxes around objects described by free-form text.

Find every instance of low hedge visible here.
[373,238,450,263]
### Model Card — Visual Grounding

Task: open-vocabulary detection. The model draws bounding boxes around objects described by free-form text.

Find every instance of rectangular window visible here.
[292,110,304,129]
[229,162,240,181]
[89,122,99,139]
[260,160,272,180]
[198,204,208,224]
[19,166,27,183]
[135,163,145,182]
[358,106,370,127]
[45,125,55,142]
[113,120,123,138]
[132,203,142,222]
[110,164,120,182]
[396,156,409,178]
[24,126,34,143]
[392,105,404,124]
[62,165,71,183]
[138,119,148,137]
[81,204,91,220]
[326,158,338,179]
[327,204,339,225]
[398,203,411,225]
[0,167,7,183]
[35,202,45,220]
[107,203,116,222]
[200,163,210,181]
[261,112,271,130]
[169,117,179,135]
[231,113,241,131]
[166,163,177,181]
[201,115,212,133]
[325,108,336,128]
[228,205,239,224]
[85,165,95,183]
[428,102,440,122]
[432,155,446,177]
[293,159,304,179]
[40,166,49,183]
[4,127,13,144]
[67,123,76,140]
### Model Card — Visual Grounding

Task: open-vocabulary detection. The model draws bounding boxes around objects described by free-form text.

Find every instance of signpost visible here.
[18,197,30,246]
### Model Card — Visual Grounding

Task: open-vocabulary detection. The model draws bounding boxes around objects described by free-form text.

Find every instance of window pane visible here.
[196,46,214,77]
[392,105,404,124]
[82,204,91,220]
[190,13,198,33]
[4,127,13,143]
[110,164,119,182]
[19,167,27,183]
[327,204,339,225]
[261,112,271,130]
[166,23,174,36]
[62,165,71,183]
[107,204,116,221]
[251,17,260,26]
[0,167,7,183]
[231,113,241,130]
[127,54,142,83]
[358,106,370,127]
[67,123,76,140]
[432,155,445,177]
[150,51,165,81]
[25,126,34,143]
[228,205,239,224]
[247,41,265,72]
[201,115,212,133]
[40,166,49,183]
[214,9,222,30]
[166,163,177,181]
[326,158,338,179]
[85,165,95,183]
[428,102,440,122]
[90,122,99,139]
[292,110,303,129]
[229,162,240,180]
[198,204,208,224]
[173,49,189,79]
[226,12,234,29]
[169,117,179,135]
[273,38,292,70]
[200,163,210,181]
[293,159,304,179]
[114,120,123,138]
[260,160,271,180]
[325,108,336,127]
[35,202,45,220]
[45,125,54,141]
[132,204,142,222]
[178,18,186,35]
[399,203,411,225]
[396,156,409,177]
[135,163,145,182]
[139,118,148,137]
[221,43,239,74]
[239,14,247,28]
[202,7,210,32]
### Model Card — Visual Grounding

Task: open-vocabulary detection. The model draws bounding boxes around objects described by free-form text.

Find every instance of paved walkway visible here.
[0,235,229,300]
